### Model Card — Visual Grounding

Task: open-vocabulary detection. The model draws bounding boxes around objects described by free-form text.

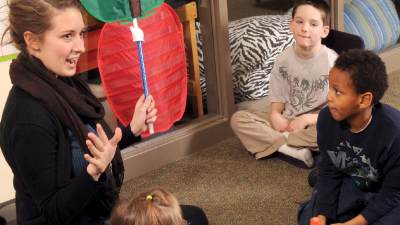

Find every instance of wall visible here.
[0,60,14,204]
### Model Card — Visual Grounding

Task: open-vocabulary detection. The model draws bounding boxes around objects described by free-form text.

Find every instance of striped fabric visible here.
[228,15,294,102]
[344,0,400,52]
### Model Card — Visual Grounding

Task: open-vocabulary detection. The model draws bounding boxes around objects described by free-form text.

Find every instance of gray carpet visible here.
[382,70,400,107]
[121,137,311,225]
[121,70,400,225]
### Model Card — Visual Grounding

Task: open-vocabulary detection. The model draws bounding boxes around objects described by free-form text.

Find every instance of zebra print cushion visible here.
[195,15,294,104]
[196,21,207,108]
[229,15,294,102]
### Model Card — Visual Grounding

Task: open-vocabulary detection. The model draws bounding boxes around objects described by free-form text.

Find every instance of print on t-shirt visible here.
[327,140,379,190]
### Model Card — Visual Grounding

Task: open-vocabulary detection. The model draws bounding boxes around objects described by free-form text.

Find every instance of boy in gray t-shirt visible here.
[231,0,337,167]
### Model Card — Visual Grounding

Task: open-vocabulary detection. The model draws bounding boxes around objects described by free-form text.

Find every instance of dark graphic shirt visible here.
[315,104,400,223]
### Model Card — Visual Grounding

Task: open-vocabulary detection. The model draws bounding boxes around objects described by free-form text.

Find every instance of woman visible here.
[0,1,156,224]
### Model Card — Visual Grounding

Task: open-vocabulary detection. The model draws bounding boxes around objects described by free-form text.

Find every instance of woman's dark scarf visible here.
[9,52,124,187]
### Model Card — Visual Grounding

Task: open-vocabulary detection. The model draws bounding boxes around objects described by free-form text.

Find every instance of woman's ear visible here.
[23,31,41,54]
[359,92,373,109]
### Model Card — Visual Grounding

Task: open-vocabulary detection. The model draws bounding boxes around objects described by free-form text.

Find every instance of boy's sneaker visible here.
[278,144,314,168]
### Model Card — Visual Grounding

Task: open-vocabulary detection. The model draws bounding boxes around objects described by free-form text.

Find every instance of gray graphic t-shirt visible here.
[269,45,337,118]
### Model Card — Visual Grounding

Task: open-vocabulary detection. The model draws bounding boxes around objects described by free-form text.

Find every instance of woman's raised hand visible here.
[130,95,157,136]
[84,123,122,181]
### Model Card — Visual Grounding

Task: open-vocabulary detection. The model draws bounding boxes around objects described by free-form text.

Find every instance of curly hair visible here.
[292,0,331,25]
[334,49,388,105]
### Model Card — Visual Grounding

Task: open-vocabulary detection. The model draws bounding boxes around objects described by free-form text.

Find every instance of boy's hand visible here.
[270,112,290,132]
[288,115,309,131]
[288,113,318,132]
[332,214,368,225]
[84,124,122,181]
[130,95,158,136]
[316,215,327,225]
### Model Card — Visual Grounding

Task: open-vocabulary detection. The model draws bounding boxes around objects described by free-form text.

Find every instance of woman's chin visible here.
[58,69,77,77]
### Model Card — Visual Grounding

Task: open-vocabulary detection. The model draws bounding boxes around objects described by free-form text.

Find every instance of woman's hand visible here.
[84,124,122,181]
[130,95,157,136]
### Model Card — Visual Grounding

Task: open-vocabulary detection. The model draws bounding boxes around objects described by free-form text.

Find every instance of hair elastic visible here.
[146,195,153,201]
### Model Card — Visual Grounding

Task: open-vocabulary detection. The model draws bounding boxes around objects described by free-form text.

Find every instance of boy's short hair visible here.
[292,0,331,26]
[334,49,388,105]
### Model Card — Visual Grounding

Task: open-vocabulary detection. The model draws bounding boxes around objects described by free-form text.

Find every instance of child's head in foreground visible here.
[327,49,388,122]
[109,188,185,225]
[290,0,331,50]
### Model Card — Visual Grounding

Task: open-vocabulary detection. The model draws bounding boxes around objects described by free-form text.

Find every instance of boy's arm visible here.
[359,140,400,224]
[331,214,368,225]
[315,146,344,220]
[270,102,289,132]
[314,109,345,220]
[289,102,326,131]
[288,113,319,131]
[269,57,290,132]
[303,113,319,124]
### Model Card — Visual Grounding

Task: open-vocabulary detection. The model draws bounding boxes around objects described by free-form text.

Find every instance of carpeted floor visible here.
[121,70,400,225]
[121,137,311,225]
[381,70,400,107]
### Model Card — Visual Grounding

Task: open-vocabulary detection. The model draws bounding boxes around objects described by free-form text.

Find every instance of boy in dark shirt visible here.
[298,49,400,225]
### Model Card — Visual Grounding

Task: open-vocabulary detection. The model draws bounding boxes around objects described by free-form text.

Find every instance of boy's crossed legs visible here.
[230,110,317,167]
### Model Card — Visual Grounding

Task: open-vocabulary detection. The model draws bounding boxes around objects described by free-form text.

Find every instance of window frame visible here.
[121,0,235,180]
